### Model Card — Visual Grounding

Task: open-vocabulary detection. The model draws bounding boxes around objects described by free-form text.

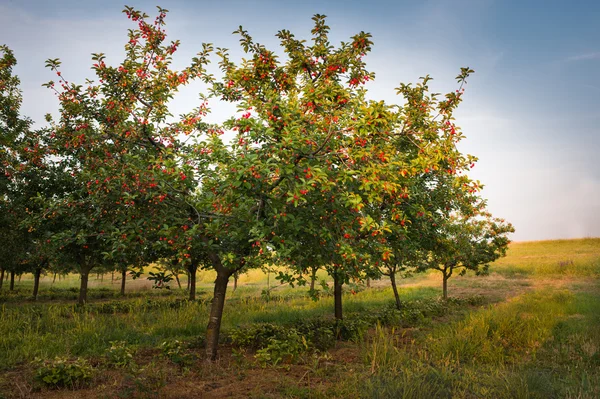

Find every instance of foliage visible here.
[0,44,62,298]
[159,340,194,368]
[106,340,135,368]
[294,318,337,351]
[255,330,308,367]
[229,323,288,349]
[147,271,173,289]
[34,357,93,388]
[425,193,515,298]
[334,316,371,341]
[5,2,511,358]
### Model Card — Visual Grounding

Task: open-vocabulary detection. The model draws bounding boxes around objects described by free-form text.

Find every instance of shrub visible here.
[159,340,194,368]
[295,318,336,351]
[254,331,308,367]
[230,323,288,349]
[375,306,403,326]
[335,316,371,341]
[106,341,134,368]
[34,357,93,389]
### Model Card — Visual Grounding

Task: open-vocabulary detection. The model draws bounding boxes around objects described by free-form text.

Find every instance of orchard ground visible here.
[0,238,599,398]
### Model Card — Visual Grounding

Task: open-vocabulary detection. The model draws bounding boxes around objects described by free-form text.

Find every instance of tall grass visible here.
[0,285,438,369]
[491,238,600,278]
[360,288,600,398]
[429,290,574,365]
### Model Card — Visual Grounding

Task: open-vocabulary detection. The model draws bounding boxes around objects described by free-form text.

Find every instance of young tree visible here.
[352,69,484,310]
[427,196,514,299]
[42,6,214,306]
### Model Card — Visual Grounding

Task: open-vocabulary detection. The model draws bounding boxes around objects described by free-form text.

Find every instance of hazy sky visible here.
[1,0,599,241]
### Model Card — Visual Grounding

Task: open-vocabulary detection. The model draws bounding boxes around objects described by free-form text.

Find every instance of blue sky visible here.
[1,0,599,241]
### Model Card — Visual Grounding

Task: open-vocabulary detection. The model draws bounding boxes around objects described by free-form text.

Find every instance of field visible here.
[0,238,599,398]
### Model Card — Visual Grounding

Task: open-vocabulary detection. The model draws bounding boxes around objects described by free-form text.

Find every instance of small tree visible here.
[428,198,514,299]
[363,70,479,310]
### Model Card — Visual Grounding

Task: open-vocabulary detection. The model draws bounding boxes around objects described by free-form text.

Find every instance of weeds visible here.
[159,340,194,368]
[34,357,93,389]
[106,341,135,368]
[255,331,308,367]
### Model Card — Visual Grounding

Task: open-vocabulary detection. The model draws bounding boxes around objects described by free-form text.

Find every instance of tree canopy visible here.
[1,6,513,361]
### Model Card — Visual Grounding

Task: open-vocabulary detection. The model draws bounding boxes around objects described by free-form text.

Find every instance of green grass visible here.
[0,285,184,304]
[4,238,595,304]
[1,238,598,398]
[359,286,600,398]
[0,284,439,370]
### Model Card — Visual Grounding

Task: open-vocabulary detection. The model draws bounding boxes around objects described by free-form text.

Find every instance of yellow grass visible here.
[491,238,600,277]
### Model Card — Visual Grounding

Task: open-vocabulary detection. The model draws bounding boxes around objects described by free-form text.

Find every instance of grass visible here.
[490,238,600,278]
[0,284,441,370]
[0,238,598,398]
[429,289,574,365]
[3,237,598,301]
[359,286,600,398]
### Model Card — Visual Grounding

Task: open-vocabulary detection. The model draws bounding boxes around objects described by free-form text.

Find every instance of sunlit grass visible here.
[490,238,600,278]
[1,238,599,397]
[0,281,440,370]
[359,287,600,398]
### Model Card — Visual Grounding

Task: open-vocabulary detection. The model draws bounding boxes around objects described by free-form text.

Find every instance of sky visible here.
[0,0,598,242]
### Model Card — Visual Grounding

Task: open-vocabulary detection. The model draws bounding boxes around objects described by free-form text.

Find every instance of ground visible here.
[1,238,599,398]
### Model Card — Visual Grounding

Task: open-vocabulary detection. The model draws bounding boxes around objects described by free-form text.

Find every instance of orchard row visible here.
[0,6,513,361]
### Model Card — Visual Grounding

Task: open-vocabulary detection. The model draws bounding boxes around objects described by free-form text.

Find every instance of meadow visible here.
[0,238,599,398]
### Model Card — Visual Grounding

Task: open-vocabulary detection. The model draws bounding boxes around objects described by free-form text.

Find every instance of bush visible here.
[34,357,93,389]
[375,306,404,326]
[255,330,308,367]
[230,323,288,349]
[295,318,337,351]
[159,340,194,368]
[106,341,134,368]
[335,316,371,342]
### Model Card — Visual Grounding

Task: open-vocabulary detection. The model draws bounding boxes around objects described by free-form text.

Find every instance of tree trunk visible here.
[120,269,127,296]
[10,271,15,290]
[78,265,92,306]
[205,271,230,361]
[309,267,317,292]
[0,268,4,289]
[186,271,191,290]
[32,267,42,300]
[233,273,238,292]
[188,264,197,301]
[366,277,371,288]
[333,272,343,320]
[175,273,182,289]
[111,271,114,282]
[442,273,448,300]
[52,272,57,284]
[390,272,402,310]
